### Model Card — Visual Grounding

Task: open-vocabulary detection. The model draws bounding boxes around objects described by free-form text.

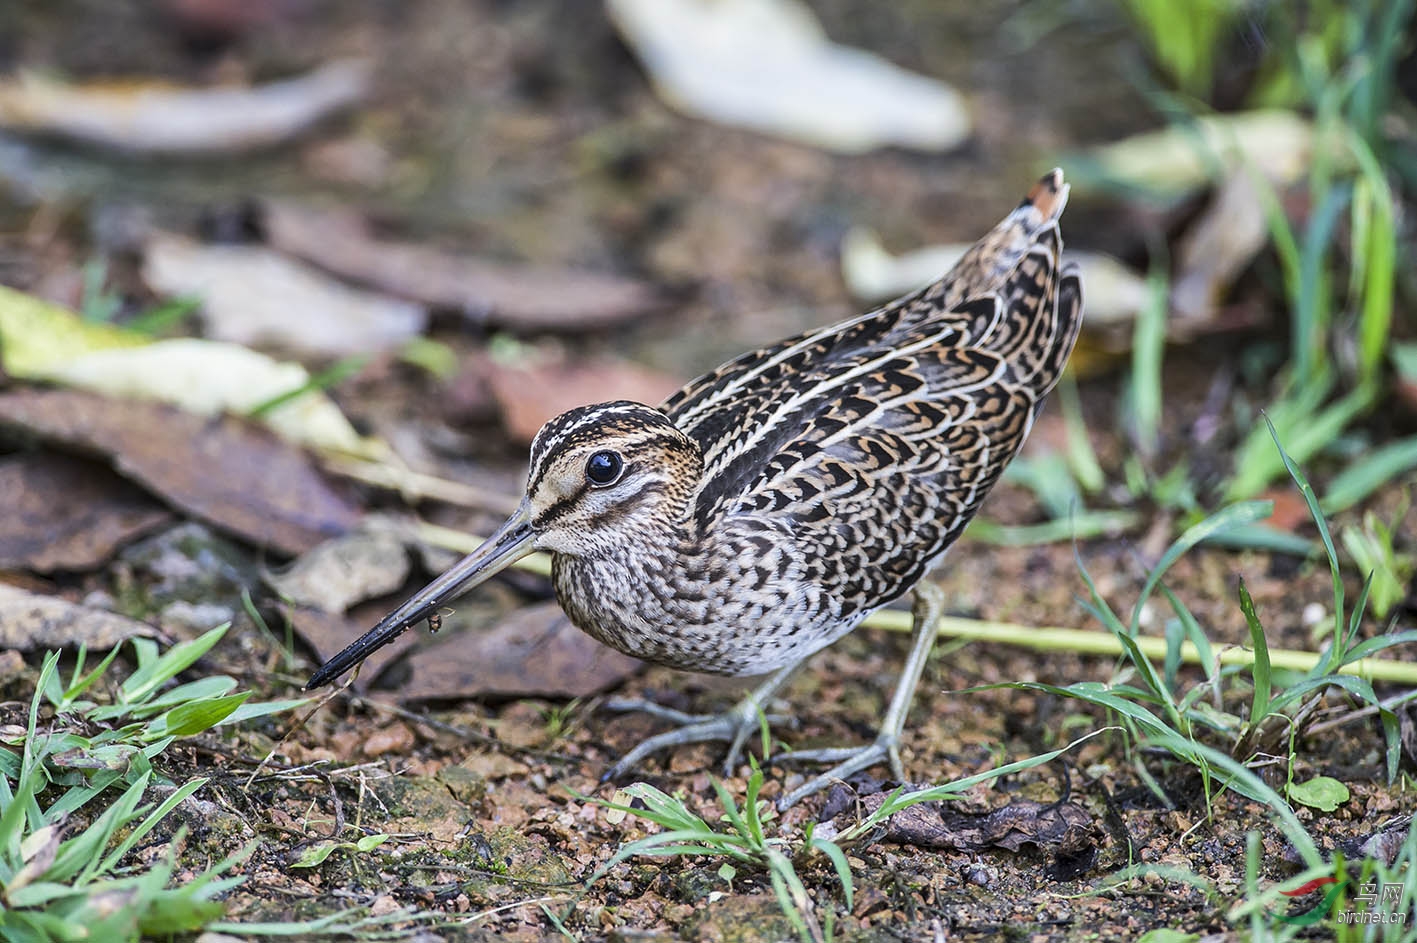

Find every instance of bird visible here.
[308,169,1084,809]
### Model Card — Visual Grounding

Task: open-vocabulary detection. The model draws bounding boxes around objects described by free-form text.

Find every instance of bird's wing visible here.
[681,170,1083,611]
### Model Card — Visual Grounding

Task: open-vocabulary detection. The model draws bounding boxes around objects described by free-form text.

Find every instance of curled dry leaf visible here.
[8,823,62,894]
[264,519,411,614]
[607,0,970,153]
[0,452,172,572]
[395,601,641,700]
[0,389,360,557]
[827,782,1096,860]
[0,59,371,155]
[261,200,667,331]
[481,351,683,444]
[143,232,427,358]
[1169,170,1269,327]
[0,583,158,651]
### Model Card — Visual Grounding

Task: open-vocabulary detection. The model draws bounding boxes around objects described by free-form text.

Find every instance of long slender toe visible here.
[601,715,741,782]
[776,736,897,810]
[603,698,713,727]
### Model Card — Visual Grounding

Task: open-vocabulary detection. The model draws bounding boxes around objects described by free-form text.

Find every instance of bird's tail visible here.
[959,169,1083,394]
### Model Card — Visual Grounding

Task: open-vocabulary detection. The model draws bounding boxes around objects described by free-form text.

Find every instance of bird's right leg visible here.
[601,661,800,780]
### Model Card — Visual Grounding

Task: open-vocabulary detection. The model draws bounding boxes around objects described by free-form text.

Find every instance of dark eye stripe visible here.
[532,464,646,529]
[533,482,591,528]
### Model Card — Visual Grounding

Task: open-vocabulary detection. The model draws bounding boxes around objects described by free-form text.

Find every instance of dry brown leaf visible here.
[262,201,667,331]
[828,783,1096,859]
[397,601,640,700]
[0,583,159,650]
[0,453,172,572]
[0,390,359,557]
[483,353,683,443]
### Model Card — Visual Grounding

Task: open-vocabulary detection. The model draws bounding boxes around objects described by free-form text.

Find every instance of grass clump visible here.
[0,627,304,941]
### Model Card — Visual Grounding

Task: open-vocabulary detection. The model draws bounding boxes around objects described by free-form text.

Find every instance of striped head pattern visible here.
[523,401,703,557]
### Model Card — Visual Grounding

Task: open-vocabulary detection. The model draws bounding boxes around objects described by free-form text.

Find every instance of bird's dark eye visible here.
[585,450,623,486]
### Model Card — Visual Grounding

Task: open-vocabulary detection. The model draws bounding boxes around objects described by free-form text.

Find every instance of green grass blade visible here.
[148,693,252,740]
[1320,435,1417,514]
[1129,501,1275,637]
[810,836,854,912]
[1263,415,1346,660]
[121,625,230,704]
[1129,254,1169,456]
[1056,374,1103,494]
[248,355,369,419]
[1236,579,1272,729]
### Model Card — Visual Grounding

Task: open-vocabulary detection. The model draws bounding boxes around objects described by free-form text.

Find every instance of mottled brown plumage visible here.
[309,170,1083,807]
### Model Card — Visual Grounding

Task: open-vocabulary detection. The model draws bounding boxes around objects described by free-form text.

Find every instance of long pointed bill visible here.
[306,502,536,689]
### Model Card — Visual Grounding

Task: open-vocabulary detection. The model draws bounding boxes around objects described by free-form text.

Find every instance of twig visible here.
[861,605,1417,684]
[322,454,522,516]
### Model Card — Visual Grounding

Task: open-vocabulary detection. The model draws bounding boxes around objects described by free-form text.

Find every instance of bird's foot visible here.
[600,695,791,781]
[771,731,903,810]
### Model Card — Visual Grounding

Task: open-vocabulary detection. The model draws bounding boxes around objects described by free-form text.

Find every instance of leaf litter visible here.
[143,232,428,358]
[0,389,359,557]
[0,59,371,155]
[261,200,668,332]
[0,582,159,651]
[0,452,172,572]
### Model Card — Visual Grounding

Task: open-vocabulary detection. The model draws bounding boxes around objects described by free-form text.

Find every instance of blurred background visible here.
[0,1,1416,935]
[0,0,1412,518]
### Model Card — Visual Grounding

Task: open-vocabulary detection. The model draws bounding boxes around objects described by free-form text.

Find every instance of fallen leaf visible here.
[0,59,371,155]
[262,201,666,331]
[0,286,381,458]
[483,351,682,443]
[0,583,158,650]
[0,452,172,572]
[0,389,360,556]
[1170,171,1269,326]
[0,284,146,378]
[1080,110,1344,197]
[264,520,410,614]
[607,0,970,153]
[841,228,1149,327]
[827,781,1096,862]
[1257,487,1310,533]
[143,232,427,358]
[8,823,61,894]
[41,338,381,459]
[395,601,641,700]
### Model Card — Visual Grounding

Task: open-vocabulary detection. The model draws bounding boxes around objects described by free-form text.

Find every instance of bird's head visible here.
[521,401,702,557]
[302,401,701,688]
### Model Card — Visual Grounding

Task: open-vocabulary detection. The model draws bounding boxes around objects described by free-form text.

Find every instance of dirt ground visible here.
[1,1,1415,940]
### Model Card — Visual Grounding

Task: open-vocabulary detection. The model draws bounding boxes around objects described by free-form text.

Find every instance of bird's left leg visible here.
[773,580,943,810]
[601,660,800,780]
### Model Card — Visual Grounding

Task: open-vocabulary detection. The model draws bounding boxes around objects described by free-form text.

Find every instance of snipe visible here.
[309,170,1084,809]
